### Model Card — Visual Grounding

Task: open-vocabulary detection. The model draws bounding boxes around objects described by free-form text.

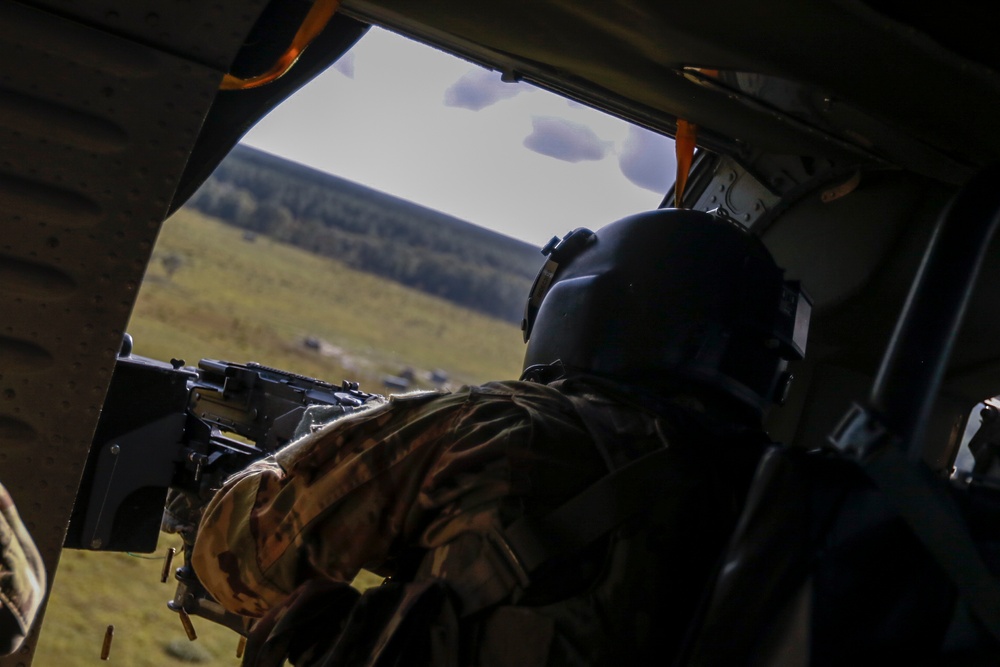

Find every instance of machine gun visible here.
[65,340,383,636]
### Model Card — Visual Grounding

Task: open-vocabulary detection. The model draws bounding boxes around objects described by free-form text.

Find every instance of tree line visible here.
[184,144,542,323]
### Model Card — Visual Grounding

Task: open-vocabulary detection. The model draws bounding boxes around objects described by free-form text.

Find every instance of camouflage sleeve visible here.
[190,456,289,616]
[192,384,557,618]
[192,390,486,617]
[0,483,46,656]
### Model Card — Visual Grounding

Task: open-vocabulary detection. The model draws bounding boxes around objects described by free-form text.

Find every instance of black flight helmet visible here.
[521,208,811,413]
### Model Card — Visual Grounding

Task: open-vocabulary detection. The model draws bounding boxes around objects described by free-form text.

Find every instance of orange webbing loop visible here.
[221,0,342,91]
[674,118,698,209]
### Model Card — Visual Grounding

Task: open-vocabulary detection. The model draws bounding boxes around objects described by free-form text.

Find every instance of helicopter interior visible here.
[2,0,1000,663]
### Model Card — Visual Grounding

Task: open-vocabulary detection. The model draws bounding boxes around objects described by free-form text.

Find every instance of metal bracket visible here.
[828,403,898,460]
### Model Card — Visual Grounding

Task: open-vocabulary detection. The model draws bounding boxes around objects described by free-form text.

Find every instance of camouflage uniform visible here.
[193,376,768,666]
[0,483,45,656]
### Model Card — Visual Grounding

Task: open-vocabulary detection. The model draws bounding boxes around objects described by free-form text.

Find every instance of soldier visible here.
[192,208,810,666]
[0,482,46,657]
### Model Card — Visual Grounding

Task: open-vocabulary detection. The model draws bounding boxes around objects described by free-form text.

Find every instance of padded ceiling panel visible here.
[341,0,1000,182]
[22,0,266,70]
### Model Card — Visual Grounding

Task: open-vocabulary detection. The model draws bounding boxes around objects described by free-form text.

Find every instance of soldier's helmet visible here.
[521,208,811,413]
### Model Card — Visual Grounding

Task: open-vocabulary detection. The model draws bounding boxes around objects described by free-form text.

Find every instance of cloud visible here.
[332,52,355,78]
[618,125,676,193]
[444,69,525,110]
[523,116,610,163]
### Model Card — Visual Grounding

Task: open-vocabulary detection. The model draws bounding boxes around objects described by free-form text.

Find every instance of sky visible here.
[241,27,677,246]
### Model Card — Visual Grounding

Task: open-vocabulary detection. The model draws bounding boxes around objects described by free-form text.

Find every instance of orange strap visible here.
[674,119,698,208]
[221,0,341,91]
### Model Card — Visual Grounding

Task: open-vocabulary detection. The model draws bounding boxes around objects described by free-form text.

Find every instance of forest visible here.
[184,144,542,323]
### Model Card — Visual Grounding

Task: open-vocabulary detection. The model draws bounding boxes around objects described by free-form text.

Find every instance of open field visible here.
[129,208,528,388]
[34,208,529,666]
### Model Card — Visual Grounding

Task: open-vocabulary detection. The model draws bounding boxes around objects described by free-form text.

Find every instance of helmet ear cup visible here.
[522,209,810,411]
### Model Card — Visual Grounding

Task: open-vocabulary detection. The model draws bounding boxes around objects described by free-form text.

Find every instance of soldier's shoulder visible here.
[372,380,589,426]
[387,381,558,405]
[474,379,592,421]
[388,388,451,404]
[377,381,576,423]
[476,379,565,396]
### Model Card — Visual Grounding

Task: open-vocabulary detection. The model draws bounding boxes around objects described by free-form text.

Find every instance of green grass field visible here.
[34,209,529,666]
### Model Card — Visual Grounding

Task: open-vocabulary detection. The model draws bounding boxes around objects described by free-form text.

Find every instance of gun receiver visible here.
[66,350,382,636]
[67,353,381,553]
